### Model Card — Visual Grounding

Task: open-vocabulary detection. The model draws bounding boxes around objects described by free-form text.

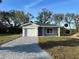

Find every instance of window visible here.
[47,28,53,34]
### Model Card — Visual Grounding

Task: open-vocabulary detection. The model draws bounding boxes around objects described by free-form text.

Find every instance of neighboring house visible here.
[22,23,60,37]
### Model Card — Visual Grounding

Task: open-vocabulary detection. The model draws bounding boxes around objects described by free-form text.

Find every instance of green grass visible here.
[0,34,21,45]
[39,36,79,59]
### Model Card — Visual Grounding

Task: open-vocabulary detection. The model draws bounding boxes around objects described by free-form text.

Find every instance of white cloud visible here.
[25,0,43,8]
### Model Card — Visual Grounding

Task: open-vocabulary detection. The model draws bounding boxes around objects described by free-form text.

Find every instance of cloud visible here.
[25,0,43,8]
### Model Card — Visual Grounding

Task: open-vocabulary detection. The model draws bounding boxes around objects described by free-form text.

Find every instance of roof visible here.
[37,23,60,27]
[22,23,32,26]
[22,23,60,27]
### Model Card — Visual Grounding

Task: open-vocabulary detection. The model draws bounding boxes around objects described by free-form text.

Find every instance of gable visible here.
[23,24,39,28]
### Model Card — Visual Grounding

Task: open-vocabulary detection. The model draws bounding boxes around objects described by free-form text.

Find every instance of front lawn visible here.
[0,34,21,45]
[39,36,79,59]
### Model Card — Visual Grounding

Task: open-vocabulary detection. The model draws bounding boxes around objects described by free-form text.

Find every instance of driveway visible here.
[0,37,52,59]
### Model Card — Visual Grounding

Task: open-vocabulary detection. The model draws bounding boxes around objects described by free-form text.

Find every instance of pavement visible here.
[0,37,52,59]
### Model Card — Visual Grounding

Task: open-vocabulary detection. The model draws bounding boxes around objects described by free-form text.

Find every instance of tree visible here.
[9,10,33,27]
[64,13,75,34]
[75,14,79,32]
[35,8,52,24]
[0,10,33,33]
[53,13,64,26]
[0,11,11,28]
[0,11,12,33]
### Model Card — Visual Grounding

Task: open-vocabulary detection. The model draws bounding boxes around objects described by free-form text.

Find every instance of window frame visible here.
[46,28,53,34]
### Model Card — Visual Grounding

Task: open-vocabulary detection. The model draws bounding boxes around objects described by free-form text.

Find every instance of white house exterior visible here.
[22,23,60,37]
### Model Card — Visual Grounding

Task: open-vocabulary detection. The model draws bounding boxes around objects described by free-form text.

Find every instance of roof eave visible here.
[39,26,61,27]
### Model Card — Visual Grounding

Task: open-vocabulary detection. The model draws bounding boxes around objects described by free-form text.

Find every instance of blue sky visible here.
[0,0,79,18]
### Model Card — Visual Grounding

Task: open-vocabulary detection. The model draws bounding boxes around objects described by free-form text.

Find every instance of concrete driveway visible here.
[0,37,52,59]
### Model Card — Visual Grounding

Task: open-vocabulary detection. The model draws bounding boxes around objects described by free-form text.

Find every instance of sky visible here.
[0,0,78,29]
[0,0,79,21]
[0,0,79,28]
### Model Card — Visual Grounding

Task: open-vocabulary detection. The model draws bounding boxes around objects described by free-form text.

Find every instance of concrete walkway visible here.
[0,37,52,59]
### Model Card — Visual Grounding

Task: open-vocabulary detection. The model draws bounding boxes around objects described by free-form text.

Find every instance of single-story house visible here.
[22,23,60,37]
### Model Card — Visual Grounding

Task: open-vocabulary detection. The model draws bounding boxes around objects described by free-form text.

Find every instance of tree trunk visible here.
[78,20,79,32]
[76,20,79,32]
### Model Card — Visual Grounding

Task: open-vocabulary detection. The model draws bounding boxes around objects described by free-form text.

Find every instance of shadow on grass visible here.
[39,38,79,49]
[0,44,42,53]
